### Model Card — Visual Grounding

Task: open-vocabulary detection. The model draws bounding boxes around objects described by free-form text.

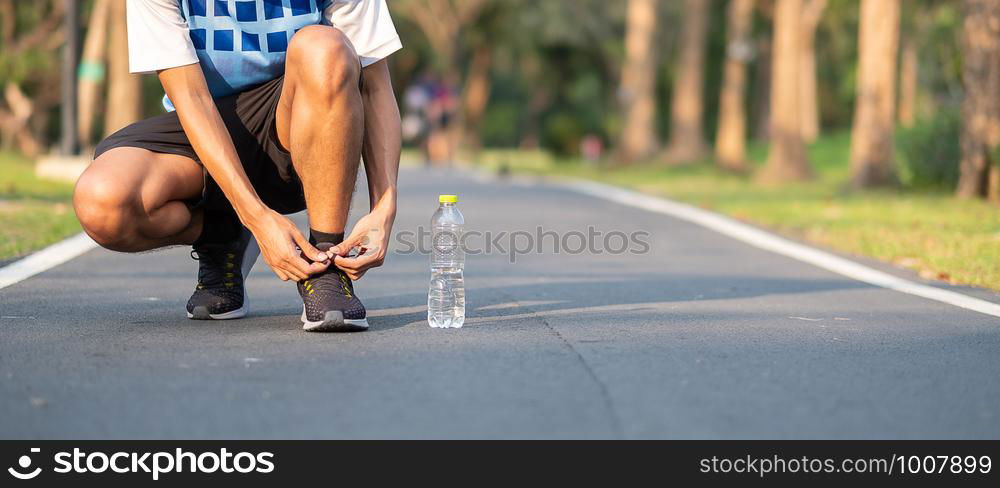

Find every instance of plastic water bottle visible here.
[428,194,465,328]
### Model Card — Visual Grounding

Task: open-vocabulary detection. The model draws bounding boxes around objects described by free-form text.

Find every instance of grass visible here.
[0,151,81,262]
[477,132,1000,292]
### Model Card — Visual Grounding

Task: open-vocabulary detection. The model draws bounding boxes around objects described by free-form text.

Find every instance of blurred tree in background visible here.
[618,0,660,164]
[663,0,710,163]
[0,0,991,201]
[957,0,1000,203]
[0,0,67,156]
[758,0,811,183]
[714,0,754,172]
[849,0,900,188]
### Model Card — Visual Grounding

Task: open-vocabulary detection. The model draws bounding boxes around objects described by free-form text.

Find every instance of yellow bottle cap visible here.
[439,194,458,203]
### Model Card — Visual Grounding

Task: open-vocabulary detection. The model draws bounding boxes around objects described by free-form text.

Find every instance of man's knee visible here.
[74,165,140,250]
[288,25,361,102]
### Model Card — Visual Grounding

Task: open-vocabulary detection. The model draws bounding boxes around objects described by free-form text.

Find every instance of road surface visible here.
[2,167,999,439]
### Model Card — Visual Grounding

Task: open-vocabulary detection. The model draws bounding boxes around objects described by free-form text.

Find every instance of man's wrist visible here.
[372,187,397,214]
[234,199,269,229]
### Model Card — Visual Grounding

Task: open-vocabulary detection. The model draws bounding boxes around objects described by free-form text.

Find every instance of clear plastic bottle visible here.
[428,194,465,328]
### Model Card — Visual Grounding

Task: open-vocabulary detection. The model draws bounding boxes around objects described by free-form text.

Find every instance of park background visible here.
[0,0,998,291]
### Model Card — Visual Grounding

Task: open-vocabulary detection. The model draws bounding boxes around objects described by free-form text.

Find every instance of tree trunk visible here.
[957,0,1000,201]
[751,36,771,141]
[715,0,755,171]
[104,0,141,136]
[849,0,900,188]
[757,0,811,182]
[78,0,111,146]
[664,0,709,163]
[460,45,492,155]
[1,83,42,156]
[618,0,659,164]
[519,88,549,150]
[897,34,918,127]
[799,0,826,142]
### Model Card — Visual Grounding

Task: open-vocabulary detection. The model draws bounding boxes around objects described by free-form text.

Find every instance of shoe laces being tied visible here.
[301,267,354,298]
[191,245,240,290]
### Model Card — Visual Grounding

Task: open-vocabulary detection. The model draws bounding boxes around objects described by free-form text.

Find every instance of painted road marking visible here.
[0,233,97,290]
[562,179,1000,319]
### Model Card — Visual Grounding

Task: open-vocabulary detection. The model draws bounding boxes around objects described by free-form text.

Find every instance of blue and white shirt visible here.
[126,0,401,109]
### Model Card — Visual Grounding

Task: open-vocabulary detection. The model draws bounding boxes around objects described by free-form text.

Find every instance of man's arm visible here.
[360,59,401,211]
[158,64,328,281]
[331,58,401,279]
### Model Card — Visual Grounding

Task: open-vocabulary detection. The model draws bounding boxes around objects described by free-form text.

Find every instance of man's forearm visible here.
[159,65,267,225]
[360,60,401,212]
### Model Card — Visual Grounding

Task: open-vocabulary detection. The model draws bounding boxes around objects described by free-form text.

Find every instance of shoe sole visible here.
[301,307,369,332]
[187,300,249,320]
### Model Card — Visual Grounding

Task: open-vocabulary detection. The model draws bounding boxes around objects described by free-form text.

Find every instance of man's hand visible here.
[247,208,330,282]
[158,65,326,283]
[329,201,396,280]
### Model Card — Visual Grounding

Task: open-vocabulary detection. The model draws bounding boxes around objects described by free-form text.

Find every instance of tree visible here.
[617,0,659,164]
[78,0,110,146]
[848,0,900,188]
[664,0,709,163]
[757,0,811,182]
[798,0,826,142]
[714,0,755,171]
[0,0,66,156]
[897,33,918,127]
[104,0,141,135]
[460,44,492,153]
[956,0,1000,203]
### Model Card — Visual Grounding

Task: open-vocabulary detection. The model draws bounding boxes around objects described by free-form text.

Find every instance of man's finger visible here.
[274,268,290,281]
[280,264,303,281]
[329,233,364,257]
[285,255,318,280]
[334,252,377,271]
[291,229,328,263]
[336,251,386,270]
[304,260,329,275]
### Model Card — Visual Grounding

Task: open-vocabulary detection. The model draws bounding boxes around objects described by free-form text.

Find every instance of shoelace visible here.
[301,268,353,298]
[191,247,239,290]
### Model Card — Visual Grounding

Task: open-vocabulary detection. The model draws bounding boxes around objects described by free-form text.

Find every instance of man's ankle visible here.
[193,209,241,247]
[309,229,344,247]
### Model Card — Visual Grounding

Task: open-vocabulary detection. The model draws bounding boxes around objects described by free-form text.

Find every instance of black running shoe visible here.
[186,227,260,320]
[298,243,368,332]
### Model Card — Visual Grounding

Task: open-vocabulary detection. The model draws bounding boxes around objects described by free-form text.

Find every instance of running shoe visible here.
[186,227,259,320]
[298,243,368,332]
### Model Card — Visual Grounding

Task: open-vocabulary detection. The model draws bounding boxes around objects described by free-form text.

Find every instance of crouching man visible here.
[74,0,402,331]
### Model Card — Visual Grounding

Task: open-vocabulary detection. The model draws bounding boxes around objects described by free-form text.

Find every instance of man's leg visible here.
[77,147,259,320]
[273,25,370,332]
[74,147,205,252]
[275,25,364,238]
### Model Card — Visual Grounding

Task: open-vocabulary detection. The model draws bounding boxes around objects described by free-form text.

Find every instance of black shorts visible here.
[94,76,306,215]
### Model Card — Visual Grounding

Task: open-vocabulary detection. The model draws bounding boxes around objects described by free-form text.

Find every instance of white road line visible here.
[0,232,97,290]
[560,179,1000,319]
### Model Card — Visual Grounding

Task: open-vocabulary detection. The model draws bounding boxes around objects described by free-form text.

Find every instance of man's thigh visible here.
[81,147,204,210]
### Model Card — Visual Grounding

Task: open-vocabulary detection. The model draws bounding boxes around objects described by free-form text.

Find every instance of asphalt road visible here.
[2,167,999,439]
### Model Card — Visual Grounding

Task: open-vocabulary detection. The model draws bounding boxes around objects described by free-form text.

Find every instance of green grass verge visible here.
[0,152,81,262]
[477,132,1000,292]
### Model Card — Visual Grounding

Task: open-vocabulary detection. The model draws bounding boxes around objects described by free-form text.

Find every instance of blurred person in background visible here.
[401,72,432,165]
